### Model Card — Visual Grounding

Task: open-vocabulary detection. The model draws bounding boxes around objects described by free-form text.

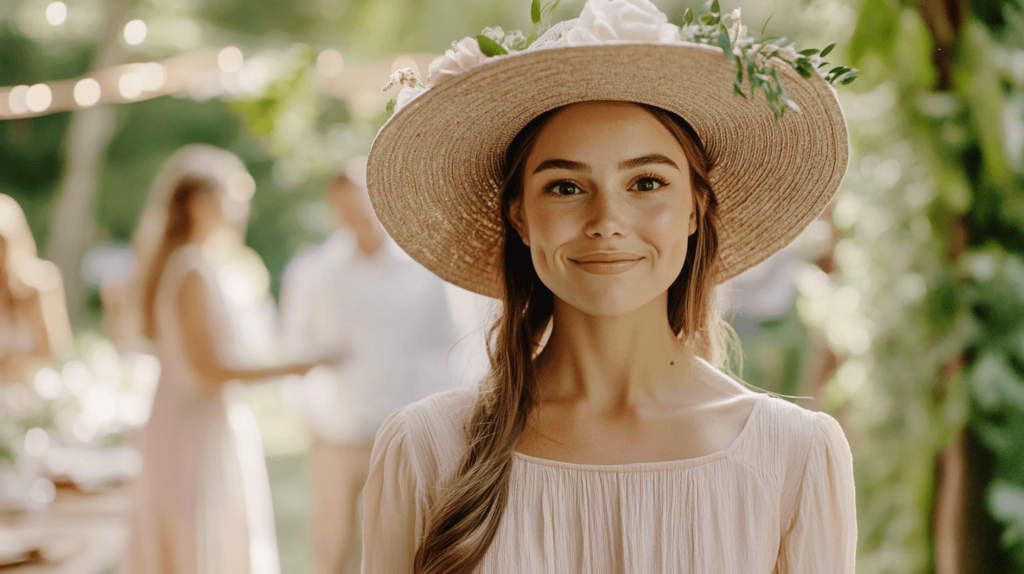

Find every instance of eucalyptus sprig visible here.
[681,0,858,124]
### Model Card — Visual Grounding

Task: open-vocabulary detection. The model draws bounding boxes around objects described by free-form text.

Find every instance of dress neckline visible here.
[512,392,765,473]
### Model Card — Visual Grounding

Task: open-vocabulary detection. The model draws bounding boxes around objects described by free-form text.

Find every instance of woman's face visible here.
[513,102,697,318]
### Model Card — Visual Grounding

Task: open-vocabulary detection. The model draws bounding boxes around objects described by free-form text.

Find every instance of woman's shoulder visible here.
[375,385,479,483]
[736,392,853,502]
[693,358,846,459]
[758,393,844,441]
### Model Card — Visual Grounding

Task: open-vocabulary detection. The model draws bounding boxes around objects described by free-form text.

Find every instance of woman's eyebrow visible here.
[533,159,592,175]
[618,153,679,171]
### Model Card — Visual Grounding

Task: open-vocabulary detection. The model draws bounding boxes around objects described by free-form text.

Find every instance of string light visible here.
[317,49,344,77]
[139,62,166,91]
[118,73,142,99]
[217,46,244,73]
[73,78,102,107]
[26,84,52,112]
[123,20,147,46]
[0,48,435,120]
[8,86,29,115]
[45,2,68,26]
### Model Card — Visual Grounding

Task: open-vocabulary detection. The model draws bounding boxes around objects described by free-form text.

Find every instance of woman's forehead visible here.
[528,102,688,171]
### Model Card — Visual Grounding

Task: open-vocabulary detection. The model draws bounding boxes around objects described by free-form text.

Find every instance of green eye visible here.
[636,178,663,192]
[551,183,582,196]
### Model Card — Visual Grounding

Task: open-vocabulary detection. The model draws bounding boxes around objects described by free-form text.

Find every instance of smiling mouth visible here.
[569,253,644,275]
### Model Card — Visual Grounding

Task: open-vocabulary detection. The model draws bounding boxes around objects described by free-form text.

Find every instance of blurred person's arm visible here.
[0,263,73,381]
[276,256,314,360]
[177,270,312,391]
[32,262,73,358]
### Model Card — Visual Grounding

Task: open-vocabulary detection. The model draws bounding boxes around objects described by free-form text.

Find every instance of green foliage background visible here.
[2,0,1024,571]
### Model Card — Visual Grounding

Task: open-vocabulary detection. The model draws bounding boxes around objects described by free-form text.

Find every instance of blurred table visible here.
[0,484,130,573]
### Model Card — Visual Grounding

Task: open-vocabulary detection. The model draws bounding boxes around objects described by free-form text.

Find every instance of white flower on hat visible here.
[382,67,422,92]
[557,0,680,45]
[778,45,798,62]
[427,37,490,87]
[395,84,426,111]
[727,8,747,46]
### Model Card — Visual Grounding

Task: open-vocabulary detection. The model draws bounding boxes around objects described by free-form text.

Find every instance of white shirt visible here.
[279,231,461,444]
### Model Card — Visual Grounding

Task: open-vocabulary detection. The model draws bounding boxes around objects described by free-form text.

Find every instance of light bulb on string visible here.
[74,78,102,107]
[140,63,166,91]
[8,86,29,115]
[26,84,52,113]
[119,73,142,99]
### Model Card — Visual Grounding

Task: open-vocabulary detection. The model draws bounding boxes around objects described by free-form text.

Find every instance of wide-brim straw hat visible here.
[367,15,848,299]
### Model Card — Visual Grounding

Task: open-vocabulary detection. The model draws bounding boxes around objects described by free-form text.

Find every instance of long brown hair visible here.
[141,175,217,340]
[414,103,724,572]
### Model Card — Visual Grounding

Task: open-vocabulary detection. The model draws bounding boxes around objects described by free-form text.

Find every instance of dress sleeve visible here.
[361,408,423,574]
[776,412,857,573]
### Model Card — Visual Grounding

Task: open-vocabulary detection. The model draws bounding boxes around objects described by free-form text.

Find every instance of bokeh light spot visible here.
[123,19,147,45]
[317,49,344,77]
[26,84,52,113]
[73,78,102,107]
[45,2,67,26]
[218,46,244,73]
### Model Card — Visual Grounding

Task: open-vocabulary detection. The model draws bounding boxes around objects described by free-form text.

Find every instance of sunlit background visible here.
[1,0,1023,572]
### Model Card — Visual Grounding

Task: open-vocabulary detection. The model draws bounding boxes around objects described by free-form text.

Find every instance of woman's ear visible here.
[508,197,530,246]
[689,191,707,236]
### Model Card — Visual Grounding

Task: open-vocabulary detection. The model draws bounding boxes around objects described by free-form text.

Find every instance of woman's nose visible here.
[584,188,628,239]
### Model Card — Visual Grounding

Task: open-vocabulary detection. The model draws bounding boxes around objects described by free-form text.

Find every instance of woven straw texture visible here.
[367,41,848,299]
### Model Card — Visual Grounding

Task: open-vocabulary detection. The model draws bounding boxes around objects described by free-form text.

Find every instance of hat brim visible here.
[367,42,848,299]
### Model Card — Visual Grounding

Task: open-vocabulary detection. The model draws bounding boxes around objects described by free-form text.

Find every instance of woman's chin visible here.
[555,290,659,320]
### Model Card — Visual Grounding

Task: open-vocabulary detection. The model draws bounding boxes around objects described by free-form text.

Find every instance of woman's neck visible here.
[534,294,696,410]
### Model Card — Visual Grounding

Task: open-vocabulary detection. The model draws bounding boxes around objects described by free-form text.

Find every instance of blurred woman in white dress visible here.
[121,150,314,574]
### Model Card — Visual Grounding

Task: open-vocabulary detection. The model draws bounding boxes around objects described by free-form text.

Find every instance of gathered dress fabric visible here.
[361,359,857,573]
[121,245,279,574]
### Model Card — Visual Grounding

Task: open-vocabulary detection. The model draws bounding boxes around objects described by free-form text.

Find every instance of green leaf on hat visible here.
[385,99,396,113]
[683,8,694,25]
[758,14,775,42]
[820,41,837,57]
[476,35,509,57]
[716,28,736,64]
[531,0,541,24]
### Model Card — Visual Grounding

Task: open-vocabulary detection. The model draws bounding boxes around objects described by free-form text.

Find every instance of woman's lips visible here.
[569,253,644,275]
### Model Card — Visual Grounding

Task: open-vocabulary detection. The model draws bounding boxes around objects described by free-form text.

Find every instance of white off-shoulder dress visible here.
[361,359,857,573]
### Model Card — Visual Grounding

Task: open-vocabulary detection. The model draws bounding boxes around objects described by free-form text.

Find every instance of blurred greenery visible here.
[792,0,1024,571]
[3,0,1024,572]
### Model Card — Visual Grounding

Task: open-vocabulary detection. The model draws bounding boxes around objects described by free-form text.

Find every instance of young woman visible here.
[362,2,855,572]
[0,194,72,382]
[121,152,313,574]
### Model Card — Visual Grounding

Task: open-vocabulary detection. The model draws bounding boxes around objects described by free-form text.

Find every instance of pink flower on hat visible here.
[558,0,680,45]
[427,37,490,87]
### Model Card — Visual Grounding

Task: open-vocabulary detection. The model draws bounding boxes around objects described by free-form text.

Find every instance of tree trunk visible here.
[44,1,125,326]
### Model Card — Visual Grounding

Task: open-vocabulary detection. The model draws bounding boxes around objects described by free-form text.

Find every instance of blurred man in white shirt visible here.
[279,170,460,574]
